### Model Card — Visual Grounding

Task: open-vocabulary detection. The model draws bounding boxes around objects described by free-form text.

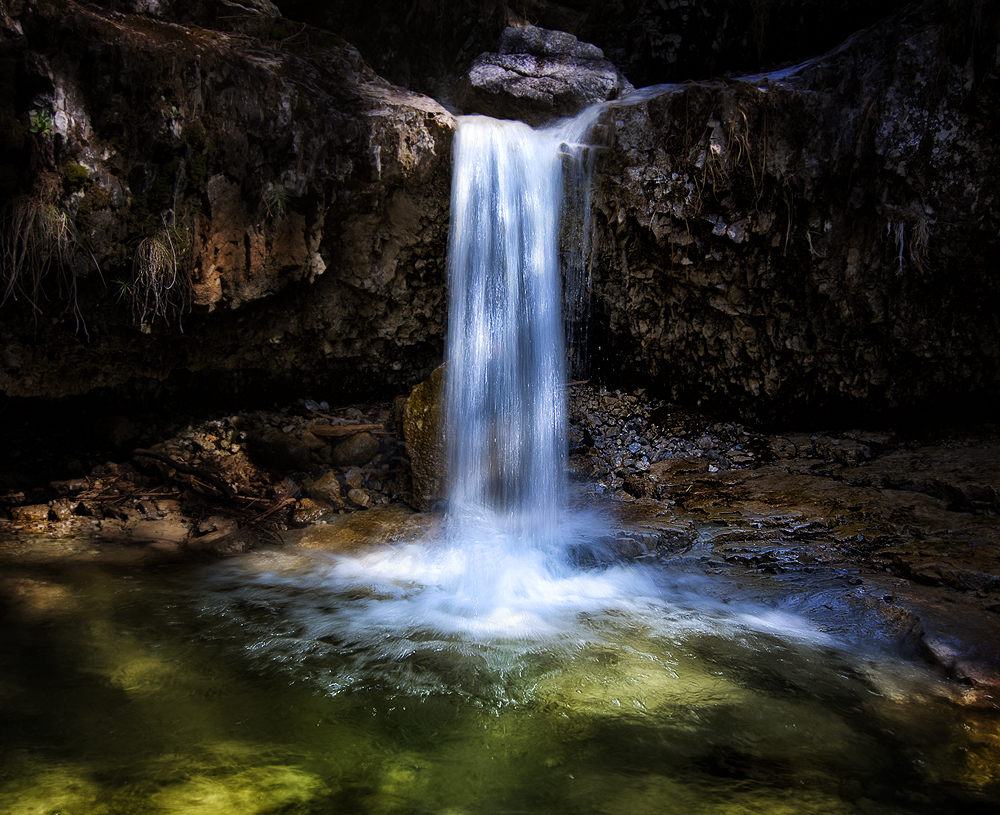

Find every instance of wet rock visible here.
[292,497,338,525]
[308,472,345,508]
[346,488,372,509]
[401,365,446,510]
[10,504,52,524]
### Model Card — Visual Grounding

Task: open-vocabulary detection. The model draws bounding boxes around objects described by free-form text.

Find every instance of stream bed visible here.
[1,519,998,815]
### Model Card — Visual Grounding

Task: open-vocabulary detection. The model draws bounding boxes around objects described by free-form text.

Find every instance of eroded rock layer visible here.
[0,0,454,401]
[589,1,1000,420]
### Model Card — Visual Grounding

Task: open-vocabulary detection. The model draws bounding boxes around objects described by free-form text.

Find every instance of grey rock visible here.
[457,25,631,125]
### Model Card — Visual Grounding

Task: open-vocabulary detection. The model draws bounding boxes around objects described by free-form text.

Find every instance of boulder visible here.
[330,432,380,467]
[400,365,446,510]
[457,25,631,125]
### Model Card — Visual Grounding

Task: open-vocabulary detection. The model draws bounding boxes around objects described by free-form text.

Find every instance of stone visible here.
[308,472,346,509]
[400,365,446,510]
[456,25,631,125]
[249,428,313,471]
[292,497,338,524]
[10,504,52,524]
[346,487,372,509]
[0,0,455,403]
[330,432,380,467]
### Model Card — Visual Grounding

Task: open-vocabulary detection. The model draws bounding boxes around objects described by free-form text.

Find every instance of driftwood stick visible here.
[132,448,236,498]
[310,423,385,437]
[252,496,296,523]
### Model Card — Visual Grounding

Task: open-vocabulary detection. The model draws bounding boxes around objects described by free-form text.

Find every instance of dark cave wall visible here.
[0,0,454,401]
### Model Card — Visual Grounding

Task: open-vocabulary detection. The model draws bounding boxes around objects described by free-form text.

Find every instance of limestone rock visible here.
[590,0,1000,421]
[401,365,446,510]
[457,25,631,125]
[0,0,455,401]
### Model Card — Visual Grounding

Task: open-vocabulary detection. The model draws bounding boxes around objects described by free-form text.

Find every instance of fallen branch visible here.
[251,496,296,523]
[310,423,385,437]
[132,449,236,499]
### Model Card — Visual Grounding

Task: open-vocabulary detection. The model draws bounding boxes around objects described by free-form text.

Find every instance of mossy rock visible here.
[61,162,89,192]
[401,364,446,511]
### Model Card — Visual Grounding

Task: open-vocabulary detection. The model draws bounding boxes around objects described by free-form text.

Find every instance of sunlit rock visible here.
[457,25,631,126]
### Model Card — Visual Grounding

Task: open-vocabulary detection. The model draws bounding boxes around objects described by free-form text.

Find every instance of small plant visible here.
[28,111,53,136]
[887,211,933,275]
[62,162,89,192]
[0,173,98,336]
[259,183,289,221]
[126,213,191,333]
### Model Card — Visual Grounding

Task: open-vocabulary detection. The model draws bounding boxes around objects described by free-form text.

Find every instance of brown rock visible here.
[401,365,446,510]
[330,432,380,467]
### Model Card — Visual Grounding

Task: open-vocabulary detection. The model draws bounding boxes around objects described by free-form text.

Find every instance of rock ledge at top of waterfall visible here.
[457,25,633,126]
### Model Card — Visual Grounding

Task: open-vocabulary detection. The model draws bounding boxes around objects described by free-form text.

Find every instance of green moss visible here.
[189,150,208,189]
[62,162,89,193]
[75,186,112,228]
[270,23,291,40]
[147,155,181,212]
[182,121,207,147]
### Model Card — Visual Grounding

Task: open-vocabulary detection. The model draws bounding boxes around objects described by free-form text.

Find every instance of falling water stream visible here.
[1,113,999,814]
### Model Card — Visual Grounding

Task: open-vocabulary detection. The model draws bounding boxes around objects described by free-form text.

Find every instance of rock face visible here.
[0,0,454,401]
[588,0,1000,421]
[1,0,999,426]
[457,25,631,126]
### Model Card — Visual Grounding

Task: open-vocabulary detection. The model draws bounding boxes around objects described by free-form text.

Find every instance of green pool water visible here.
[0,536,997,815]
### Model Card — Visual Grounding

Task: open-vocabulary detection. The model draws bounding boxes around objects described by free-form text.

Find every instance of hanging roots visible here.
[0,173,96,336]
[126,213,191,333]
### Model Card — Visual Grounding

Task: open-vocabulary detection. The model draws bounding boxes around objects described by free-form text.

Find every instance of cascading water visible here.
[444,115,570,544]
[439,113,607,622]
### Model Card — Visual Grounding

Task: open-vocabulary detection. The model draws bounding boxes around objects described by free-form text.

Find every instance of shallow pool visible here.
[0,533,997,815]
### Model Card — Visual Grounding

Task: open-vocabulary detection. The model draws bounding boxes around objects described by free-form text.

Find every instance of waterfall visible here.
[444,113,601,552]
